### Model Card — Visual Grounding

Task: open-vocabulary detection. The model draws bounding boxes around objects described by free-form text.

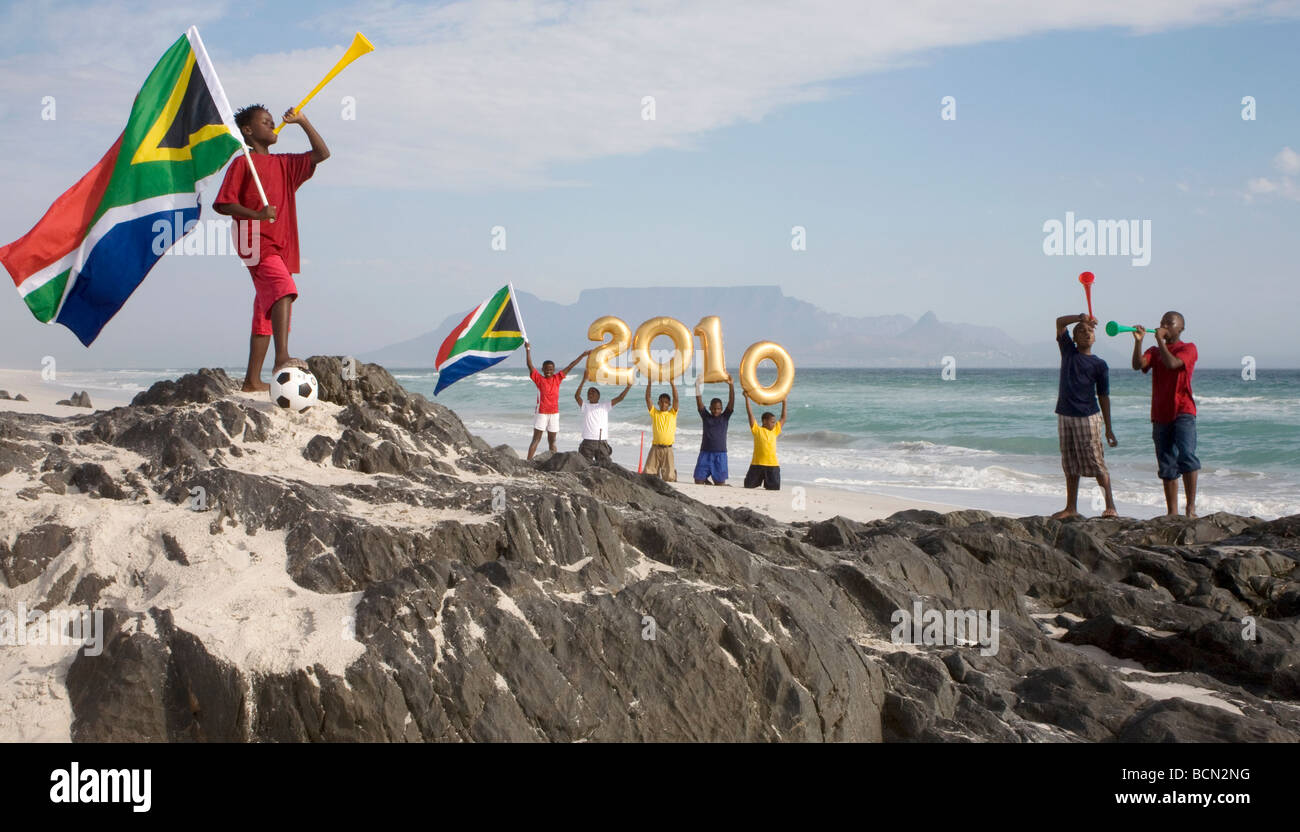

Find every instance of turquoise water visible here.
[58,366,1300,519]
[419,366,1300,519]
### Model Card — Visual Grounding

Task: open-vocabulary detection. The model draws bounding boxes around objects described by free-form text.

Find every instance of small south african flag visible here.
[434,284,528,394]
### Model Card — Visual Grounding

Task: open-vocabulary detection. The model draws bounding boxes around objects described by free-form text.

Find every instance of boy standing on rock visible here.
[743,393,786,490]
[1052,313,1118,519]
[642,378,679,481]
[1131,312,1200,517]
[214,104,329,393]
[524,342,589,460]
[574,371,633,464]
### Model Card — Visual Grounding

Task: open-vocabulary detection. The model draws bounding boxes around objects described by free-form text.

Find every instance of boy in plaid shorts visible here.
[1052,313,1117,518]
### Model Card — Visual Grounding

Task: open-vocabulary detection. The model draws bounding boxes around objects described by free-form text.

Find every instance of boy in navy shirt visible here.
[1053,313,1117,518]
[693,378,735,484]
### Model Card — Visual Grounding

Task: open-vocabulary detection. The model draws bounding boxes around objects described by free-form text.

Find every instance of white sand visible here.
[671,480,970,524]
[0,368,131,416]
[0,368,993,742]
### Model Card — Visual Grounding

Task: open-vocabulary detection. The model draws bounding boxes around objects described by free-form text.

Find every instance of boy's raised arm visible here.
[1057,313,1089,338]
[778,398,788,428]
[283,110,330,164]
[1154,329,1185,370]
[726,379,735,412]
[744,392,755,427]
[560,350,590,376]
[1130,326,1150,371]
[611,382,633,406]
[524,342,536,375]
[644,378,653,410]
[574,373,586,405]
[670,379,678,411]
[694,379,705,413]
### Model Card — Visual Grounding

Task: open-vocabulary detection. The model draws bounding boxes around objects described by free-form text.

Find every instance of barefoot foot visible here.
[242,381,270,393]
[272,358,309,373]
[1102,508,1118,517]
[1051,509,1079,520]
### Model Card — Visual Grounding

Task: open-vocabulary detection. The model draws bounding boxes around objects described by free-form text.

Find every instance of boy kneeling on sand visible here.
[574,371,633,464]
[743,393,786,490]
[1052,312,1117,518]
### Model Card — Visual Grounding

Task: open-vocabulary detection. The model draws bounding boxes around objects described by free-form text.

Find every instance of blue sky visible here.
[0,0,1297,368]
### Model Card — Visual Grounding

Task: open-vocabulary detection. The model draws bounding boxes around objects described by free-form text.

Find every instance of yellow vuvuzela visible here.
[275,32,374,134]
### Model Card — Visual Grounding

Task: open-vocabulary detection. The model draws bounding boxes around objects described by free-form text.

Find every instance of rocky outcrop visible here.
[1,358,1298,742]
[54,391,92,408]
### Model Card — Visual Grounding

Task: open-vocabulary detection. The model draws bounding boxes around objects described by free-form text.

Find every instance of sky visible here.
[0,0,1298,369]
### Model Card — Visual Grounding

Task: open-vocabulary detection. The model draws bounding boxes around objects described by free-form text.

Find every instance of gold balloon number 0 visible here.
[585,315,794,405]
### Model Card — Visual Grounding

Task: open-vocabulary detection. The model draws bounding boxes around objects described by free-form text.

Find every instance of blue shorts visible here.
[1152,414,1200,480]
[693,451,728,483]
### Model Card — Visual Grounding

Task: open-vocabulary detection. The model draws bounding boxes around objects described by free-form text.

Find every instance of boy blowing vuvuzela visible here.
[214,104,329,392]
[1131,313,1200,517]
[1052,312,1118,518]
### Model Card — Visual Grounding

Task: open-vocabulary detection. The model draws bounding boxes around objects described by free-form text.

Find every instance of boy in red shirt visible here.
[214,104,330,392]
[524,342,589,459]
[1131,311,1200,517]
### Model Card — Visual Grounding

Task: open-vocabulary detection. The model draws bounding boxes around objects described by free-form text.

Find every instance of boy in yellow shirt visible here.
[643,378,678,481]
[743,392,787,490]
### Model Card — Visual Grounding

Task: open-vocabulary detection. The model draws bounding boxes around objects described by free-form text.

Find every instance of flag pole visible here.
[188,26,272,218]
[509,282,530,343]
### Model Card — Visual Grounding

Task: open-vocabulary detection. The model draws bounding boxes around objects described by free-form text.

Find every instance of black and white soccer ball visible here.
[269,367,319,412]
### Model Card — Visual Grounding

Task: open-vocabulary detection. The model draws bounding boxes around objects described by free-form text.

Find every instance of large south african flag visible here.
[0,27,244,346]
[434,284,528,394]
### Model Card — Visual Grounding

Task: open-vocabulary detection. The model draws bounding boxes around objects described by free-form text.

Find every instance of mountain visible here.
[362,286,1039,368]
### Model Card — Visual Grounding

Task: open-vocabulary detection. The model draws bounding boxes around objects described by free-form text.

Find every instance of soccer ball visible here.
[269,367,318,412]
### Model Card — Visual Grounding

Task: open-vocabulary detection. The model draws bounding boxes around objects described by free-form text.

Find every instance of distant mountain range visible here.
[363,285,1041,368]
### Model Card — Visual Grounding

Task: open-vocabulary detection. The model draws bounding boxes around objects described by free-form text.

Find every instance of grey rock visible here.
[1,523,75,586]
[3,363,1297,743]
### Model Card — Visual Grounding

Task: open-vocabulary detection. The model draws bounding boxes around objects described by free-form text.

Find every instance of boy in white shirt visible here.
[574,371,633,463]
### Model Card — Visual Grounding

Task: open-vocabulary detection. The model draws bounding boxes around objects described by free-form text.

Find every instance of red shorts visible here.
[249,254,297,336]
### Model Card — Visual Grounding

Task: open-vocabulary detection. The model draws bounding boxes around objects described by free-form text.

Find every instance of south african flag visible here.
[0,27,244,346]
[434,284,528,394]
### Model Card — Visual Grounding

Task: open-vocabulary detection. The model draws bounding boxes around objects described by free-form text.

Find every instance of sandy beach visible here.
[0,366,971,525]
[0,369,131,416]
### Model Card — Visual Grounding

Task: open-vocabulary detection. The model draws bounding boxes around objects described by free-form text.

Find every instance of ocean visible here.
[55,365,1300,520]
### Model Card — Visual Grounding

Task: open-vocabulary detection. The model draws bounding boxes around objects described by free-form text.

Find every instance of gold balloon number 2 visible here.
[585,315,794,405]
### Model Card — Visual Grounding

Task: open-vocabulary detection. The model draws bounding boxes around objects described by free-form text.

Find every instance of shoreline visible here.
[0,369,131,416]
[669,480,980,523]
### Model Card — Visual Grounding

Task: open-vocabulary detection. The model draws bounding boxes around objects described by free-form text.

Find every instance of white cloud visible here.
[1274,146,1300,175]
[2,0,1297,192]
[1243,147,1300,201]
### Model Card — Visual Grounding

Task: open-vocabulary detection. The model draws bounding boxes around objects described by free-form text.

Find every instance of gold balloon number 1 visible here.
[585,315,794,405]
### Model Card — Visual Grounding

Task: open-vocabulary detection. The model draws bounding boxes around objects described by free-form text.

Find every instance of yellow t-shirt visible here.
[650,407,678,445]
[751,422,781,466]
